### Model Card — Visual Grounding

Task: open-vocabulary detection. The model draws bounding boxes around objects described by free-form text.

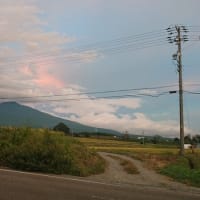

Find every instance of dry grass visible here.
[78,137,139,148]
[78,137,200,171]
[78,137,180,170]
[108,155,139,174]
[78,137,200,186]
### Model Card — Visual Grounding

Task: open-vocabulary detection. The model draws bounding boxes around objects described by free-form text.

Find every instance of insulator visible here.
[167,37,174,43]
[181,26,189,33]
[172,54,177,60]
[166,27,175,32]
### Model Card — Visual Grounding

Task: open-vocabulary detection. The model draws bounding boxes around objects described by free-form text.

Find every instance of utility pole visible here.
[177,26,184,156]
[167,25,188,156]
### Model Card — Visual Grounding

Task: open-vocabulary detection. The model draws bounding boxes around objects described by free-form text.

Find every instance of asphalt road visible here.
[0,169,200,200]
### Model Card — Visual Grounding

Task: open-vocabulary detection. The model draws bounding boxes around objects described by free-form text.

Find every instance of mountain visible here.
[0,102,120,135]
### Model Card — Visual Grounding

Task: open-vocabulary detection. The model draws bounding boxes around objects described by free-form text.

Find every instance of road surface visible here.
[0,168,200,200]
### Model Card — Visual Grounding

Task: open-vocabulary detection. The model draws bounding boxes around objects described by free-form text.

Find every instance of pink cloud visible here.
[34,65,64,89]
[35,74,63,88]
[20,62,64,89]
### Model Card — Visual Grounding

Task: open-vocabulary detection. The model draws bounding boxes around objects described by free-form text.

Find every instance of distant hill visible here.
[0,102,120,135]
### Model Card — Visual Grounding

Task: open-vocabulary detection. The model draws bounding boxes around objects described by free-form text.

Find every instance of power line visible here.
[0,26,199,68]
[0,40,168,68]
[184,90,200,95]
[0,30,169,68]
[0,84,179,100]
[0,29,167,63]
[1,82,200,100]
[1,91,172,104]
[0,43,167,68]
[3,88,200,103]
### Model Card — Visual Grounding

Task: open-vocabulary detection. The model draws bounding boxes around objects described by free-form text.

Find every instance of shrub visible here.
[0,127,105,176]
[53,122,70,135]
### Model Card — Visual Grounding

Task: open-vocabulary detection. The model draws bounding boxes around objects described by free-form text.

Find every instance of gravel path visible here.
[87,152,200,194]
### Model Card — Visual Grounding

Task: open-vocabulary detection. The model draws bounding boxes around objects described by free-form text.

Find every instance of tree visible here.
[184,134,192,144]
[174,137,180,144]
[192,134,200,145]
[151,135,162,144]
[53,122,70,135]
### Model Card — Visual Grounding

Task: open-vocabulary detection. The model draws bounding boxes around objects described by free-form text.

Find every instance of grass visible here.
[108,155,139,174]
[0,127,106,176]
[78,137,200,186]
[160,154,200,187]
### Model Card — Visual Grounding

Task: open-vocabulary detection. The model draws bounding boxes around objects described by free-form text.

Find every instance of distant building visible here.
[184,144,192,149]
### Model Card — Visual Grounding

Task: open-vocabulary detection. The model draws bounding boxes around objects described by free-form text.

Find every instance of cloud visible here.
[67,110,191,137]
[0,0,197,138]
[0,1,67,63]
[76,113,171,136]
[27,90,192,137]
[0,0,98,94]
[52,97,142,116]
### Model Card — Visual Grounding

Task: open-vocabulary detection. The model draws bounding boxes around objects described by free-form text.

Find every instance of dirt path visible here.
[87,152,200,194]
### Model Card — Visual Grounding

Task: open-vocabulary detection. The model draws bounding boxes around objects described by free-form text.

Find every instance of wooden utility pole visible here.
[167,25,188,155]
[177,26,184,156]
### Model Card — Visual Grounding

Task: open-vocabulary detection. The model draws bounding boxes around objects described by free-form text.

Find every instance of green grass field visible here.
[160,155,200,187]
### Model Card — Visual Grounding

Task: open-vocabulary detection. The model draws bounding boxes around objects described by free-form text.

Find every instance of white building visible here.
[184,144,192,149]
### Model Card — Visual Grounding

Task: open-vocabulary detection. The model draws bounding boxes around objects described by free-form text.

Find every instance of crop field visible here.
[78,137,180,156]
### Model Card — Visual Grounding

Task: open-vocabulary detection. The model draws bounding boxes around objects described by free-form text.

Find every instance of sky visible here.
[0,0,200,137]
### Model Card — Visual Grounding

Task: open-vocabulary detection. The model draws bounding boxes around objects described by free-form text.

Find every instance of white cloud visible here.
[52,97,141,116]
[0,0,98,97]
[67,110,191,137]
[25,90,192,137]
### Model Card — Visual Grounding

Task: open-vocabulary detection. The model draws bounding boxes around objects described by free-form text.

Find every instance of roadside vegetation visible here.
[0,127,105,176]
[160,154,200,187]
[78,137,200,187]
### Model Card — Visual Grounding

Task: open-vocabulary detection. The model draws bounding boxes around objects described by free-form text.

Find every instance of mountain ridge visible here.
[0,101,120,135]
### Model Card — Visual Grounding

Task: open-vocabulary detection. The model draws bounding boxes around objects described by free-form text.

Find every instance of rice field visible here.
[78,137,180,155]
[78,137,200,168]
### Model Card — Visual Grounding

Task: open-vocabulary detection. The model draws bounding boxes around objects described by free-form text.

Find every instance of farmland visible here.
[78,137,179,158]
[78,137,200,187]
